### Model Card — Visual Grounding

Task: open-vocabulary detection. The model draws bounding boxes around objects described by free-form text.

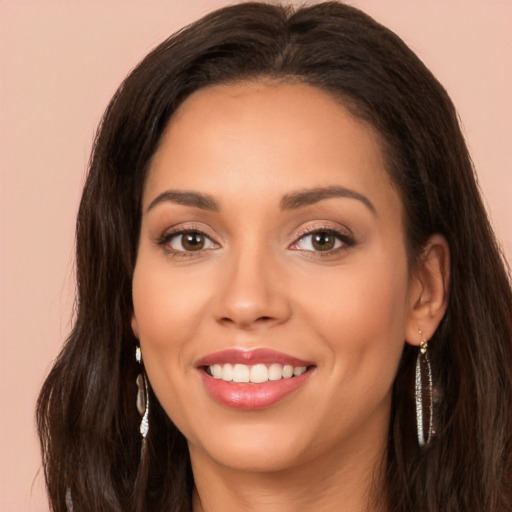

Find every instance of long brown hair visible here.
[37,2,512,511]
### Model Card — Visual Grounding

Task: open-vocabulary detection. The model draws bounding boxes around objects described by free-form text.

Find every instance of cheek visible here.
[131,256,208,409]
[132,256,211,349]
[132,248,239,438]
[299,249,409,381]
[289,253,409,441]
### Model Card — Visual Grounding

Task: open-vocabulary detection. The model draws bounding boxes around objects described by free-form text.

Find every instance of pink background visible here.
[1,1,510,510]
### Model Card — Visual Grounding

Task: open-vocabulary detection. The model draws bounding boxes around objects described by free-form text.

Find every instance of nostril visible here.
[218,314,277,329]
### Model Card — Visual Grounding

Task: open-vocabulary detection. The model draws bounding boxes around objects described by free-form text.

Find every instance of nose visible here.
[213,246,292,330]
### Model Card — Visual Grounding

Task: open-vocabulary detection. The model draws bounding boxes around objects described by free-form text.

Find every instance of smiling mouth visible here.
[203,363,312,383]
[196,349,315,409]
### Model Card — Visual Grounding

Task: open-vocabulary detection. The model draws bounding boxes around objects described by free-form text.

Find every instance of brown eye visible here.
[166,231,218,252]
[182,233,205,251]
[311,232,336,251]
[290,229,348,253]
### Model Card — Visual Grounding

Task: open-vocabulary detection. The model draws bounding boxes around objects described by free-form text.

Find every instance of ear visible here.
[405,234,450,346]
[131,312,140,340]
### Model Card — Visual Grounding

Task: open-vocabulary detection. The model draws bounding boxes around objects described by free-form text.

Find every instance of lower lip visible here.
[199,371,312,410]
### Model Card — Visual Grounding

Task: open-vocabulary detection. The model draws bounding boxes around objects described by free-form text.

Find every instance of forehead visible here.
[145,80,399,215]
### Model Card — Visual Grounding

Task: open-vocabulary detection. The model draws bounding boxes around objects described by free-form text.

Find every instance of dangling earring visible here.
[136,346,149,441]
[415,330,434,447]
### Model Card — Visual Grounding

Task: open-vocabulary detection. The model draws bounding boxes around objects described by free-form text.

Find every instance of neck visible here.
[190,426,389,512]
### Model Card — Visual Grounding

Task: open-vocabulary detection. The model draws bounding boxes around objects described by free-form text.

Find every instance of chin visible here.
[192,438,308,474]
[185,417,317,473]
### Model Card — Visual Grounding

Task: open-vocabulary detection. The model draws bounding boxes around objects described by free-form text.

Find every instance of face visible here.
[131,81,416,475]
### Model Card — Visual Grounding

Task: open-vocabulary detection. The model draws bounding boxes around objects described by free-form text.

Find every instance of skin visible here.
[131,81,449,511]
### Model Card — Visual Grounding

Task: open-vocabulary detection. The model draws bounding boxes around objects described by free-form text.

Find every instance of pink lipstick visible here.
[196,349,314,410]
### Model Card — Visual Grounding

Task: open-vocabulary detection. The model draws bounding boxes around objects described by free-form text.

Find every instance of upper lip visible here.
[195,348,314,368]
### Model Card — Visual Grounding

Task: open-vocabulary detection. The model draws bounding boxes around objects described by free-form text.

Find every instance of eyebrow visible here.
[280,185,376,214]
[146,190,220,213]
[146,185,376,215]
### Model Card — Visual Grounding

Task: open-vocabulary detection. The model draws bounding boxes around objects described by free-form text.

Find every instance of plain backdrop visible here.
[1,1,511,510]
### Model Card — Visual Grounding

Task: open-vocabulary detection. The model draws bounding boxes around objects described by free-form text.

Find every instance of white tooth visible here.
[233,364,250,383]
[211,364,222,379]
[293,366,307,376]
[282,365,294,378]
[268,363,283,381]
[250,364,269,383]
[221,363,233,381]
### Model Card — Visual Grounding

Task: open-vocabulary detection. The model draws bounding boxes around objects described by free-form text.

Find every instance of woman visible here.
[37,2,512,511]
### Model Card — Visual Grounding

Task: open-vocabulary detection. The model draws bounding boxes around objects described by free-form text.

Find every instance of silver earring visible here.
[415,331,434,447]
[136,346,149,439]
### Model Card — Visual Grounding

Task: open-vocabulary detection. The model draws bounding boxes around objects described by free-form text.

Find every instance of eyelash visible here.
[157,225,218,258]
[289,226,355,256]
[157,225,355,258]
